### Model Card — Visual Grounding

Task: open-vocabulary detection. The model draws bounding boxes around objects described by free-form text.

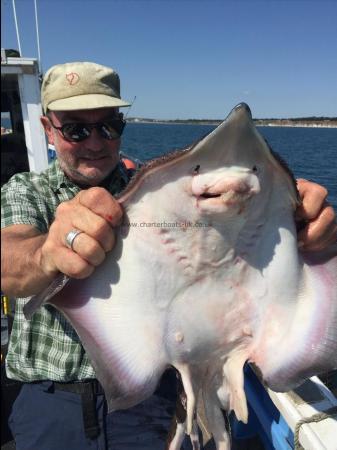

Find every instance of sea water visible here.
[121,123,337,210]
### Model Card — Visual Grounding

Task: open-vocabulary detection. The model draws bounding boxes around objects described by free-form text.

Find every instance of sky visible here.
[1,0,337,120]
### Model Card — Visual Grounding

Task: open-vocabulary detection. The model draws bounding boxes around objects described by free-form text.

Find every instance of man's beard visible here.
[58,155,116,186]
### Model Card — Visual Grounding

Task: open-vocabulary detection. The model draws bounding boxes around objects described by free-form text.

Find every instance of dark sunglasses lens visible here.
[62,124,90,142]
[60,120,125,142]
[99,120,125,140]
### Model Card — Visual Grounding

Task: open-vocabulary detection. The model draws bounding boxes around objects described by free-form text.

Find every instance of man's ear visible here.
[40,116,55,145]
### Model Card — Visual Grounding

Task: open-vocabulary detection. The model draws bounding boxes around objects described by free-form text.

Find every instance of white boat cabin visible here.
[1,48,48,186]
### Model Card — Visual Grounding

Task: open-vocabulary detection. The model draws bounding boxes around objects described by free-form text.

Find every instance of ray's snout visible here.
[233,102,252,118]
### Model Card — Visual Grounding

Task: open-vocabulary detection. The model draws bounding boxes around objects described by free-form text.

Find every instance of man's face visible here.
[41,108,121,186]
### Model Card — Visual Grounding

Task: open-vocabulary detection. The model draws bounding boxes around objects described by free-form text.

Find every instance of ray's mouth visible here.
[196,188,255,211]
[199,192,222,199]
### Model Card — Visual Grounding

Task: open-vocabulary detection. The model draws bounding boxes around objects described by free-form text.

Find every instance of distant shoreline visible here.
[127,118,337,128]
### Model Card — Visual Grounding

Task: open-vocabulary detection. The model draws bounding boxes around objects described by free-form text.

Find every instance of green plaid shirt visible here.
[1,159,129,382]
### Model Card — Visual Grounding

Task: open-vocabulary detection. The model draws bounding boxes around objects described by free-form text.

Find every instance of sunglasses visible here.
[47,116,126,142]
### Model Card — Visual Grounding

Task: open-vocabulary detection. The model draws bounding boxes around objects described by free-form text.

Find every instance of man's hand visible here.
[40,187,123,279]
[296,179,337,252]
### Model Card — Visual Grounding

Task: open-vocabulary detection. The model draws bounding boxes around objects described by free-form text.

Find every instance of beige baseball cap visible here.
[41,61,130,113]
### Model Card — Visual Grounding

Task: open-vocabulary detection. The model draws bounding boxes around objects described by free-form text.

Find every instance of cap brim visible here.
[47,93,131,111]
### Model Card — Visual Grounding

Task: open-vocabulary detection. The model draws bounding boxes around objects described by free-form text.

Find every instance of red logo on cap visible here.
[66,72,80,85]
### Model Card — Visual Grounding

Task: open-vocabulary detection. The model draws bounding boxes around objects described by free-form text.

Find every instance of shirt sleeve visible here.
[1,175,50,233]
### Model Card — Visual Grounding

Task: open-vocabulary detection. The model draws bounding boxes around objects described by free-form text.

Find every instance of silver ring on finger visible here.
[65,229,83,251]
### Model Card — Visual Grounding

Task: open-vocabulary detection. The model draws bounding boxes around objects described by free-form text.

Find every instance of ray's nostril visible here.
[193,165,200,175]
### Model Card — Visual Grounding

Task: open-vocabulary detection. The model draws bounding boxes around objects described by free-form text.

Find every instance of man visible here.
[1,61,336,450]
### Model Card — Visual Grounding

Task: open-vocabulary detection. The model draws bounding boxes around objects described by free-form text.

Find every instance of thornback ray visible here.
[24,103,337,449]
